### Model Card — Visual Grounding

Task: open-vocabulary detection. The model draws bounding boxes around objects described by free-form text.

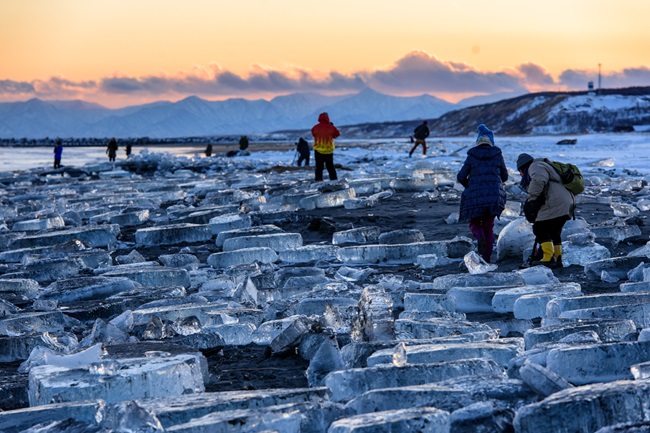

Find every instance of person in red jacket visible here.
[311,112,340,181]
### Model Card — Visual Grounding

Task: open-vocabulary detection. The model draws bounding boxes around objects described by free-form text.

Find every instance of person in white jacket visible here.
[517,153,576,268]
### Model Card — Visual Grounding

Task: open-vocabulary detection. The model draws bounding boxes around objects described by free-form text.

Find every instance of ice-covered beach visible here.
[2,132,650,432]
[2,133,650,175]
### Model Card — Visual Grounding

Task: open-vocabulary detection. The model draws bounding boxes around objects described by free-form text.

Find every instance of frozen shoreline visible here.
[2,132,650,176]
[1,132,650,431]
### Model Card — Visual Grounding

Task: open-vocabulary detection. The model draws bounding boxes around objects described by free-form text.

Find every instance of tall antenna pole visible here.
[598,63,602,90]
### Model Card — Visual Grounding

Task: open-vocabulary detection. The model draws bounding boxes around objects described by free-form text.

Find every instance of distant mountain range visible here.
[0,88,468,139]
[2,87,648,140]
[329,86,650,139]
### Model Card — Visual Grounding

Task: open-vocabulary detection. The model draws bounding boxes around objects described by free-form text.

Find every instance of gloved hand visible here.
[523,200,540,223]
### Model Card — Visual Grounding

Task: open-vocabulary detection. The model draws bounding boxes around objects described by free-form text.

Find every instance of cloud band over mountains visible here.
[2,51,649,106]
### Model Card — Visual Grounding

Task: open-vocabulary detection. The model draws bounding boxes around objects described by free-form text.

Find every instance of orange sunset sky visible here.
[1,0,649,108]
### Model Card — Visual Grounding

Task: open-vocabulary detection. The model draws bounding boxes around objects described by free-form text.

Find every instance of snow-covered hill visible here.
[330,87,650,138]
[428,87,650,136]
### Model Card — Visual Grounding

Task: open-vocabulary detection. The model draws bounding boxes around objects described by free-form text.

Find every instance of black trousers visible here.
[314,151,337,181]
[533,215,570,244]
[297,152,310,166]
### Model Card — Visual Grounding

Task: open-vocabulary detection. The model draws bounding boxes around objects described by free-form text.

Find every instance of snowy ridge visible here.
[425,87,650,137]
[504,96,550,124]
[0,89,453,139]
[2,87,649,139]
[533,93,650,134]
[332,87,650,138]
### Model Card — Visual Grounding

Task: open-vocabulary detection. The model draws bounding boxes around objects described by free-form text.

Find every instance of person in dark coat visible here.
[517,153,575,268]
[205,143,213,157]
[295,137,310,166]
[106,137,118,162]
[53,139,63,169]
[239,136,249,151]
[409,120,430,156]
[456,124,508,263]
[125,143,132,158]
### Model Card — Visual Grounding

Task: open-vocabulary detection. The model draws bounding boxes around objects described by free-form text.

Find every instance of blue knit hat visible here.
[476,124,495,146]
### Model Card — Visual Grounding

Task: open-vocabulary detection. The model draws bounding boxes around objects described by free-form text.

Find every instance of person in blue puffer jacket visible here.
[53,139,63,169]
[456,124,508,263]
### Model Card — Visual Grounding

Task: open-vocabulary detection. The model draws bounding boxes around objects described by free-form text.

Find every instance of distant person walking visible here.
[53,139,63,169]
[409,120,430,156]
[517,153,575,268]
[125,143,132,158]
[295,137,310,166]
[239,136,249,151]
[205,143,213,157]
[311,112,340,181]
[456,124,508,263]
[106,137,118,162]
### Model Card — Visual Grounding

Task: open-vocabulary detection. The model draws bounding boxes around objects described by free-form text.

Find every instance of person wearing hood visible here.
[516,152,575,268]
[456,124,508,263]
[311,112,340,181]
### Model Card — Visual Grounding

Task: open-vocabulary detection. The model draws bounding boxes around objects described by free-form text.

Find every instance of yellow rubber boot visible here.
[540,242,555,265]
[554,245,563,268]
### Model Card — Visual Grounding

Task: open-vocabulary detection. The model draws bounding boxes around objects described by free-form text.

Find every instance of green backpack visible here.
[544,158,585,195]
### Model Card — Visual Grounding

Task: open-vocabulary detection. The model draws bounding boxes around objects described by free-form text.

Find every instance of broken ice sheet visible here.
[446,212,459,224]
[601,270,620,283]
[610,202,640,217]
[464,251,497,275]
[392,342,407,367]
